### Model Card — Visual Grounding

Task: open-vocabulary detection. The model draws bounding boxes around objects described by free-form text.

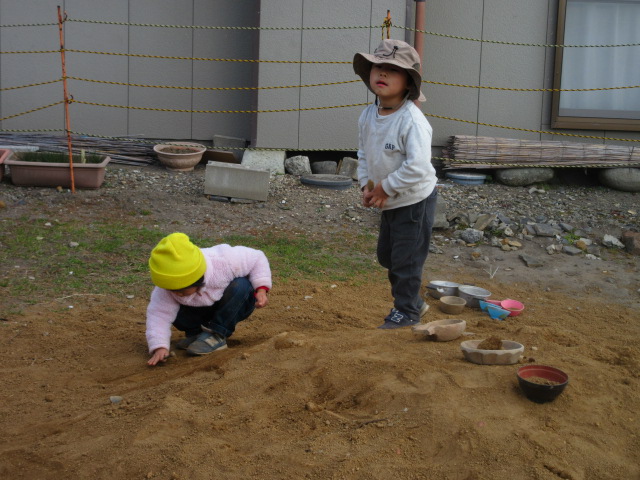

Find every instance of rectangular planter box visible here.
[0,148,11,182]
[5,154,110,189]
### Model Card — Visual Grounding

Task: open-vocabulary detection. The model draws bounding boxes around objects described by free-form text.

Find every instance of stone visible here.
[460,228,484,244]
[598,168,640,192]
[533,223,562,237]
[574,240,588,251]
[621,231,640,255]
[433,197,449,229]
[241,149,285,174]
[284,155,312,176]
[559,223,574,232]
[520,254,544,267]
[473,213,497,231]
[311,161,337,174]
[336,157,358,180]
[602,234,624,249]
[495,168,555,187]
[563,245,583,256]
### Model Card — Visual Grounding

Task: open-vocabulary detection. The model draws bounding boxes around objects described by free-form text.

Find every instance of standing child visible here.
[353,39,438,329]
[145,232,272,365]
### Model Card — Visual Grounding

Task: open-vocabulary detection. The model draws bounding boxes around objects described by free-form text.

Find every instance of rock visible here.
[598,168,640,192]
[520,254,544,267]
[0,200,5,209]
[284,155,312,176]
[574,240,588,251]
[433,197,449,229]
[563,245,583,256]
[110,396,123,404]
[460,228,484,244]
[336,157,358,180]
[533,223,562,237]
[559,223,574,232]
[310,160,337,174]
[621,231,640,255]
[68,241,79,248]
[473,213,497,231]
[602,234,624,249]
[495,168,555,187]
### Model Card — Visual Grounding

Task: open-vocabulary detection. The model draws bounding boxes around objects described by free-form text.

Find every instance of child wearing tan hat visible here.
[145,232,271,365]
[353,39,438,329]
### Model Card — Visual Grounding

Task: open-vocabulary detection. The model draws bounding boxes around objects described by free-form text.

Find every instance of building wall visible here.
[0,0,259,142]
[1,0,638,149]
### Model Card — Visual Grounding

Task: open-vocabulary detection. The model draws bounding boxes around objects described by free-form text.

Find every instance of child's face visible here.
[369,63,410,104]
[171,285,200,297]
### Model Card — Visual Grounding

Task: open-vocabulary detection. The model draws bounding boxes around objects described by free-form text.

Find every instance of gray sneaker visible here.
[175,335,199,350]
[186,331,227,356]
[420,302,429,317]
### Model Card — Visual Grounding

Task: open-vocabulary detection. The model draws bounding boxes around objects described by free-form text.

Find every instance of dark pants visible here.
[172,277,256,338]
[377,190,437,321]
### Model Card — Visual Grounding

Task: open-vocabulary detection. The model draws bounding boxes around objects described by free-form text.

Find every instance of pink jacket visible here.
[145,244,272,353]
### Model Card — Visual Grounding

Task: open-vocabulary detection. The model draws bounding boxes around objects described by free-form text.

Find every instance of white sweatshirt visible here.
[145,244,272,353]
[357,100,437,210]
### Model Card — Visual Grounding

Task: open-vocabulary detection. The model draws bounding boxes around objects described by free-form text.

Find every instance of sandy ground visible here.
[1,167,639,479]
[1,267,639,479]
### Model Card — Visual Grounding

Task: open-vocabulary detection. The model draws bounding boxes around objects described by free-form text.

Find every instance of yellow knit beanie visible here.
[149,233,206,290]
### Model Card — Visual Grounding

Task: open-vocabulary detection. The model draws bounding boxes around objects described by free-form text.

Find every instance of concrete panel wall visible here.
[2,1,638,148]
[254,0,407,150]
[0,0,259,142]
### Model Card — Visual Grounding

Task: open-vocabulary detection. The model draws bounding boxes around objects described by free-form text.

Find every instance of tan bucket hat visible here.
[353,39,425,102]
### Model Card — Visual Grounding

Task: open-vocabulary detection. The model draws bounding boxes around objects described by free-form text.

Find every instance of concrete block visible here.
[205,161,270,201]
[213,135,247,162]
[241,149,285,174]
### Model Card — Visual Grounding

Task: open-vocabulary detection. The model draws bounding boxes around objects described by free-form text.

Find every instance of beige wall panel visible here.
[192,0,259,141]
[422,0,483,146]
[476,0,548,140]
[128,1,193,139]
[0,0,63,131]
[65,0,129,137]
[254,0,303,148]
[298,0,375,150]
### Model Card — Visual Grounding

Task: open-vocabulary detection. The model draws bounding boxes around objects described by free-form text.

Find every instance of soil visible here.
[477,336,503,351]
[1,164,639,479]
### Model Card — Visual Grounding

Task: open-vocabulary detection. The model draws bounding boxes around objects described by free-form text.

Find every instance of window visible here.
[552,0,640,131]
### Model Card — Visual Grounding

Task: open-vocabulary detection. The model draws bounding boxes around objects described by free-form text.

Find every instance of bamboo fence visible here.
[442,135,640,169]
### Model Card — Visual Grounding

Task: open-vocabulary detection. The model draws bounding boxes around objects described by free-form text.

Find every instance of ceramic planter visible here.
[153,142,206,172]
[5,153,110,189]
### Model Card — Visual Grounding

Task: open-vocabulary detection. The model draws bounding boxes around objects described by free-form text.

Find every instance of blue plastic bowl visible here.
[486,303,510,321]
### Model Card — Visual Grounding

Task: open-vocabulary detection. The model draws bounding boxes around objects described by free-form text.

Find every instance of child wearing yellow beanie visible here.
[146,232,272,365]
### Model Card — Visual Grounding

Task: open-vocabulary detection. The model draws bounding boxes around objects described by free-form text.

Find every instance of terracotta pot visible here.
[153,142,206,172]
[5,153,110,189]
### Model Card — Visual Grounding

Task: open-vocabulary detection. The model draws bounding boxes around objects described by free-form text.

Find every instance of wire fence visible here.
[0,9,639,169]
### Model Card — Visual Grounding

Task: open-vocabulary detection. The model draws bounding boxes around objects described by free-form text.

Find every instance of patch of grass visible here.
[18,151,104,164]
[0,219,381,315]
[562,231,580,244]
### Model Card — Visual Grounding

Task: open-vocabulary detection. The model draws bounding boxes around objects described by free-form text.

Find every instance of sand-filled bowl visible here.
[439,296,467,314]
[460,339,524,365]
[517,365,569,403]
[457,285,491,308]
[413,319,466,342]
[501,299,525,316]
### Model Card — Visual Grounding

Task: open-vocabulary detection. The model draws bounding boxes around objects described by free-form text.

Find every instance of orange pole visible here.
[57,6,75,193]
[414,0,426,108]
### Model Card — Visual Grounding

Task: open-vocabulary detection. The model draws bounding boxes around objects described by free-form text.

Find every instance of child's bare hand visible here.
[255,290,268,308]
[148,347,170,366]
[366,182,389,209]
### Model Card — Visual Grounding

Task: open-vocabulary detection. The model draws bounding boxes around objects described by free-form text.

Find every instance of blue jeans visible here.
[172,277,256,338]
[377,190,437,321]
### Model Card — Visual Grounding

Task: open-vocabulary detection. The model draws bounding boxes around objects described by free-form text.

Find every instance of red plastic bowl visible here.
[517,365,569,403]
[501,298,524,316]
